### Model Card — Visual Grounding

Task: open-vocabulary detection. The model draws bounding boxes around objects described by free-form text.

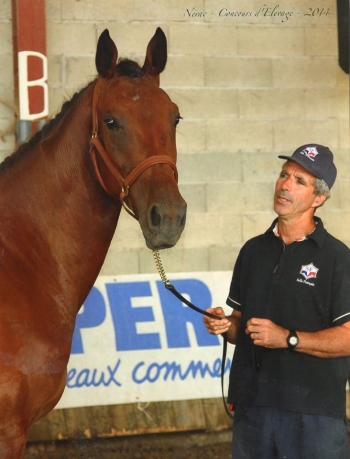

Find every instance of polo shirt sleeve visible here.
[331,250,350,326]
[226,248,243,311]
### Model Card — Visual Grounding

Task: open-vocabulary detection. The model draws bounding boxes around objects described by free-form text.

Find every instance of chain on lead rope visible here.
[152,250,221,320]
[152,250,233,419]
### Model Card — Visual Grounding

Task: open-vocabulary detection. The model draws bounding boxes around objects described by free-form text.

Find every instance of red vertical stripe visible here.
[12,0,46,117]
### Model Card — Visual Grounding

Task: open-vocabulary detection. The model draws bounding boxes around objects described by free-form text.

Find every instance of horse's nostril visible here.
[150,205,161,228]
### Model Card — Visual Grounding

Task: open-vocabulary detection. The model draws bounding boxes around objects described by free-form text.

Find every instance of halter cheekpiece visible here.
[89,78,178,218]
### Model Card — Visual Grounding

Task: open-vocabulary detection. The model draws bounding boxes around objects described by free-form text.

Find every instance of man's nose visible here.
[281,177,291,190]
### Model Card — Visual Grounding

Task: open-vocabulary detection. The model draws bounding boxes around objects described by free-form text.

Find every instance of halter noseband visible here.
[89,78,178,219]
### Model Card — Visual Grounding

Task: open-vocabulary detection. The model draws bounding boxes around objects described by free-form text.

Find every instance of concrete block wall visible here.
[0,0,348,279]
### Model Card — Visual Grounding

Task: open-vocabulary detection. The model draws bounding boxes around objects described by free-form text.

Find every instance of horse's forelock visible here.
[116,58,145,78]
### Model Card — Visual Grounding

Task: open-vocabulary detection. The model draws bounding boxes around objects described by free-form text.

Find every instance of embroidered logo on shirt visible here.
[299,146,319,162]
[300,263,319,280]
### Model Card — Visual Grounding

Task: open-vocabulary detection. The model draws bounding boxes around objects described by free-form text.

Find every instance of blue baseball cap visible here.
[278,144,337,189]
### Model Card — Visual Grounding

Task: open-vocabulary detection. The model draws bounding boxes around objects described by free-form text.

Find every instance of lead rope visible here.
[152,250,234,420]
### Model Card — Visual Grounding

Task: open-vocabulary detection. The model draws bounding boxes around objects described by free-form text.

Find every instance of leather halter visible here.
[89,78,178,219]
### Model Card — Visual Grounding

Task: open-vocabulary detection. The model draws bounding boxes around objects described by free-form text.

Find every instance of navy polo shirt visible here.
[226,217,350,418]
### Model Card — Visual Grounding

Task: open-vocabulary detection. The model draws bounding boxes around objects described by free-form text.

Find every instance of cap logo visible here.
[300,263,319,280]
[299,146,319,162]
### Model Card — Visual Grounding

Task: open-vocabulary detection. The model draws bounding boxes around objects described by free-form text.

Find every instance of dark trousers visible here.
[232,405,350,459]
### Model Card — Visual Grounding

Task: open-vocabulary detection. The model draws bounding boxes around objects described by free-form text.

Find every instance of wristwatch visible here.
[286,330,299,351]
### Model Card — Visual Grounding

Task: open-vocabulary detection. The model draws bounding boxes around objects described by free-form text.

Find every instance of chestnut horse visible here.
[0,28,186,458]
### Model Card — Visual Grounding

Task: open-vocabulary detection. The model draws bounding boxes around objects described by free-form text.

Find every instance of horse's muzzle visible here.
[143,199,187,250]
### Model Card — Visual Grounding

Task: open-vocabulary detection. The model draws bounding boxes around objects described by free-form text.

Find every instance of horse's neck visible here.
[1,83,121,315]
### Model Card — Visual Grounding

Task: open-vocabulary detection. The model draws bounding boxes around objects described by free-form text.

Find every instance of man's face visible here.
[274,161,325,219]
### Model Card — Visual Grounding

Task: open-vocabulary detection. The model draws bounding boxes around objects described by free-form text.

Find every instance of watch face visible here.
[289,336,298,346]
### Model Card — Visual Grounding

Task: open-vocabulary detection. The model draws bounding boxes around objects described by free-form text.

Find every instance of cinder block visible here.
[111,211,146,250]
[176,120,207,153]
[139,246,209,274]
[48,85,93,118]
[0,135,15,157]
[0,109,15,141]
[273,119,339,151]
[305,26,338,56]
[0,56,14,92]
[47,56,64,87]
[337,67,349,87]
[295,2,336,26]
[209,245,241,272]
[333,149,350,181]
[177,152,242,183]
[66,56,96,87]
[242,211,276,242]
[0,95,15,117]
[166,88,238,119]
[162,55,205,87]
[48,88,71,117]
[0,0,11,20]
[169,23,238,55]
[246,0,336,26]
[273,57,338,87]
[238,26,304,56]
[60,0,134,22]
[317,210,350,243]
[132,0,205,22]
[327,180,347,210]
[0,151,8,164]
[178,183,207,213]
[45,1,60,21]
[202,2,298,25]
[207,181,274,213]
[99,249,139,275]
[0,22,12,54]
[242,151,284,183]
[177,213,242,248]
[203,5,257,25]
[239,89,305,119]
[47,23,96,56]
[205,57,273,87]
[305,89,349,118]
[207,120,273,151]
[339,120,350,149]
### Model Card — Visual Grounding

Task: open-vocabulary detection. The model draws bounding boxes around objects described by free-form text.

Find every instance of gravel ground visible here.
[25,424,350,458]
[25,430,232,459]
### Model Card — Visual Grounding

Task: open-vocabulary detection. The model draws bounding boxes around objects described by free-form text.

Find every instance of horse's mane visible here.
[0,58,143,173]
[0,83,92,173]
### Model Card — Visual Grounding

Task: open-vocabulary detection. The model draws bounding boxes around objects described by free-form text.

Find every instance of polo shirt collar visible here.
[266,216,327,248]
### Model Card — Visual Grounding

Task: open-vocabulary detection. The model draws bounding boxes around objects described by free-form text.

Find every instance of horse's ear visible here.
[142,28,167,83]
[95,29,118,78]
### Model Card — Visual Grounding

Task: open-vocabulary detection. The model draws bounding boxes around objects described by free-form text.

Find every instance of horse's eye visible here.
[104,117,118,130]
[175,115,182,127]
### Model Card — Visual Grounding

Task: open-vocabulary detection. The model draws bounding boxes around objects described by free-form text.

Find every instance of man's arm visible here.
[246,318,350,358]
[203,307,241,345]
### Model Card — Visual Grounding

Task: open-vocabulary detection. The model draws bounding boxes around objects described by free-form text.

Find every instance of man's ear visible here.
[312,193,327,209]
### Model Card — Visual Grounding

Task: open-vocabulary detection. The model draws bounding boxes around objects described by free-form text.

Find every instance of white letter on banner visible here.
[18,51,48,120]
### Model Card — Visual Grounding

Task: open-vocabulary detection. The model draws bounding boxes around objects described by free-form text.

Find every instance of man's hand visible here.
[246,318,289,349]
[203,308,241,344]
[203,307,230,335]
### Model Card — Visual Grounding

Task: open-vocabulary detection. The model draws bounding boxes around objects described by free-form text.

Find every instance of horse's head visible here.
[90,28,187,250]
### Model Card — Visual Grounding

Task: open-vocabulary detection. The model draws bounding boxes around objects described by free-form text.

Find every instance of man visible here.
[204,144,350,458]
